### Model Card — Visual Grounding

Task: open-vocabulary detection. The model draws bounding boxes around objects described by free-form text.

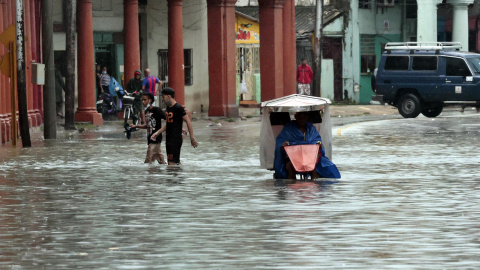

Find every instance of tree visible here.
[42,0,57,139]
[64,0,77,130]
[16,0,32,147]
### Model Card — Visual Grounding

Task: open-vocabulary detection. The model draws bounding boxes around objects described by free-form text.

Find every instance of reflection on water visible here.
[1,118,479,269]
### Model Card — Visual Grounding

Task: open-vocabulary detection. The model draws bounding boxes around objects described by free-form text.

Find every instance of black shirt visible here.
[165,103,186,143]
[145,106,166,144]
[127,78,143,93]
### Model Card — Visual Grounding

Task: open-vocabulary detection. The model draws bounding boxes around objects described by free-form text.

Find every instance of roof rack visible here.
[384,42,462,51]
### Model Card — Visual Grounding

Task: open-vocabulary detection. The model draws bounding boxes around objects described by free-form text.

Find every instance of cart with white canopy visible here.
[259,94,333,172]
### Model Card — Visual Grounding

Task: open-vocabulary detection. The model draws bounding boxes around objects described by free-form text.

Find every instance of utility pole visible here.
[64,0,77,130]
[313,0,323,97]
[42,0,56,138]
[16,0,31,147]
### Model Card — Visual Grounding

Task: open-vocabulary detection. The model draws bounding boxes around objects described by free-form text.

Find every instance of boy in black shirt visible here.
[151,87,197,165]
[131,92,166,164]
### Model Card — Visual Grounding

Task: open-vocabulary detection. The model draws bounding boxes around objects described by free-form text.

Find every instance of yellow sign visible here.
[0,53,10,76]
[0,24,16,47]
[0,24,16,77]
[235,14,260,44]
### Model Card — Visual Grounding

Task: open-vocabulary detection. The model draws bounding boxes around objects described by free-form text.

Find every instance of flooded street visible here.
[1,113,479,269]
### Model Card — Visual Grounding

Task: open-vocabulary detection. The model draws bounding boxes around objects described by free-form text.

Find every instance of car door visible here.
[410,56,440,101]
[439,56,477,101]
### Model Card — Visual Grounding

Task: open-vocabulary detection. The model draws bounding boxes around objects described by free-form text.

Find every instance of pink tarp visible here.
[284,144,320,172]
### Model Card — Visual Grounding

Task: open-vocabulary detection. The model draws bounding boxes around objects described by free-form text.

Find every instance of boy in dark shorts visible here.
[151,87,198,165]
[130,92,166,164]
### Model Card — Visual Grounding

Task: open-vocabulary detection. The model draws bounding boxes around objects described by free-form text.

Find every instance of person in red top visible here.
[296,58,314,95]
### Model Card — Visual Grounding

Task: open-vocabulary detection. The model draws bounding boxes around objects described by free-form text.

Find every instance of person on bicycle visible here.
[126,70,144,119]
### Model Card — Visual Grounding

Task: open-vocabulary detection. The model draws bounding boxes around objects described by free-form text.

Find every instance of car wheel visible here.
[398,93,421,118]
[421,104,443,118]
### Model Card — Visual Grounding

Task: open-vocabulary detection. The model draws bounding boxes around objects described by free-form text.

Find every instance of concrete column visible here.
[207,0,239,117]
[75,0,103,125]
[416,0,442,42]
[259,0,285,101]
[167,0,185,105]
[124,0,141,81]
[282,0,296,96]
[448,0,473,51]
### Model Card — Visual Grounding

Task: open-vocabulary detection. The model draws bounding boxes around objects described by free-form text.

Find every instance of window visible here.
[412,56,437,71]
[360,34,375,73]
[361,55,376,74]
[446,57,471,77]
[157,49,193,86]
[93,0,112,11]
[405,0,417,19]
[184,49,193,86]
[359,0,371,8]
[466,57,480,73]
[384,56,409,70]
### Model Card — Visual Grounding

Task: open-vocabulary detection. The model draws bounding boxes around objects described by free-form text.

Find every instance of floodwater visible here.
[1,114,479,269]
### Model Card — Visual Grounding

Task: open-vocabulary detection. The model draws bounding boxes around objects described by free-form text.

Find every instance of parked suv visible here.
[375,42,480,118]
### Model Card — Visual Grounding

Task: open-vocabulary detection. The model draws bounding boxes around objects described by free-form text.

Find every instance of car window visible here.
[446,57,472,76]
[384,56,409,70]
[466,57,480,73]
[412,56,437,71]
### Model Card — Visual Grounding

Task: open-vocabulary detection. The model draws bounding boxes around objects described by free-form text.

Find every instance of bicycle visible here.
[122,90,142,139]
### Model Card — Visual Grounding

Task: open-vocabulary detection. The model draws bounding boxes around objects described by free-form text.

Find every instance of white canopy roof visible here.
[259,94,334,170]
[261,94,331,110]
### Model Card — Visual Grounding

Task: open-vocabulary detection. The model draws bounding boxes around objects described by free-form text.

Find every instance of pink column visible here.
[4,0,15,142]
[30,0,42,124]
[35,0,43,119]
[282,0,296,96]
[207,0,239,117]
[24,0,36,127]
[167,0,185,105]
[259,0,285,101]
[0,1,6,143]
[124,0,140,81]
[75,0,103,125]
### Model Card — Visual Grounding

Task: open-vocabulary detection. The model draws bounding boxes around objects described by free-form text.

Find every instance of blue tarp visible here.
[274,121,341,179]
[109,77,123,97]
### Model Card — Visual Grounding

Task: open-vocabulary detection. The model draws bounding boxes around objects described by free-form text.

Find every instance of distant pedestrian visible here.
[151,87,197,165]
[142,68,163,102]
[99,67,111,94]
[96,64,102,95]
[55,68,65,118]
[459,104,480,113]
[130,92,166,164]
[297,58,313,95]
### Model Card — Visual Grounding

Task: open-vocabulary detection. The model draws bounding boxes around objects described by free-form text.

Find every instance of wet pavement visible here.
[1,107,479,269]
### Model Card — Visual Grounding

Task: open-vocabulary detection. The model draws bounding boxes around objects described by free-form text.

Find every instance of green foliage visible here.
[331,98,357,105]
